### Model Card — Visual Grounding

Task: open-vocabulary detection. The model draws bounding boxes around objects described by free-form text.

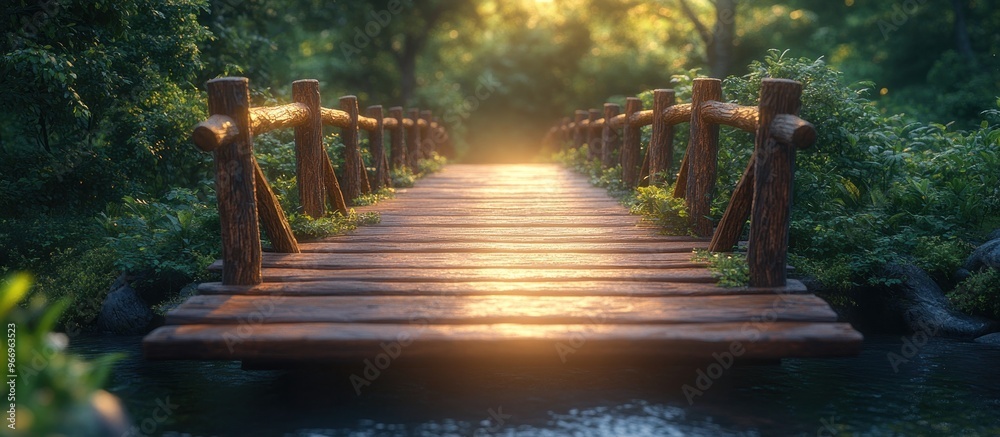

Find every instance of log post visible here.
[406,108,422,170]
[649,89,676,186]
[749,79,804,287]
[601,103,620,169]
[367,105,388,190]
[560,116,572,147]
[572,110,587,150]
[292,79,325,218]
[340,95,364,204]
[586,108,600,160]
[389,106,407,170]
[621,97,643,187]
[322,153,349,215]
[420,110,434,157]
[205,77,261,286]
[685,78,723,237]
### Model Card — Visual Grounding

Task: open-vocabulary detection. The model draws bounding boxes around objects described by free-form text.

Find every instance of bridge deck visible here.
[143,164,862,363]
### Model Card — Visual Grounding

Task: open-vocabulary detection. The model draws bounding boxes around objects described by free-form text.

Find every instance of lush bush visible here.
[630,185,691,235]
[947,269,1000,320]
[2,274,125,436]
[287,211,380,241]
[555,50,1000,297]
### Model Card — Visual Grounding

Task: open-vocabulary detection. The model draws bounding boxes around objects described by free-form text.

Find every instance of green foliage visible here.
[287,211,381,241]
[31,246,119,331]
[98,188,220,291]
[630,185,691,236]
[947,269,1000,320]
[912,236,973,282]
[1,274,124,436]
[353,187,396,207]
[693,249,750,288]
[417,152,448,176]
[391,167,418,188]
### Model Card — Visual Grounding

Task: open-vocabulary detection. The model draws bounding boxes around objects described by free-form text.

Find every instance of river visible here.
[69,334,1000,436]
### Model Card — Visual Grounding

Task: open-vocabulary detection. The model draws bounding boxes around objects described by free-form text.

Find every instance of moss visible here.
[948,269,1000,320]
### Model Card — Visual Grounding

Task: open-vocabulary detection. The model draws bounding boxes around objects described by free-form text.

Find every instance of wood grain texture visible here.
[621,97,643,188]
[686,78,723,237]
[648,89,675,186]
[292,80,326,217]
[144,322,862,361]
[601,104,621,169]
[750,80,803,287]
[206,77,261,285]
[146,163,861,363]
[252,159,299,253]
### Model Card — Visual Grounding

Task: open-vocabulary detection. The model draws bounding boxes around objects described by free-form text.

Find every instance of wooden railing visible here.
[545,78,817,287]
[191,77,452,285]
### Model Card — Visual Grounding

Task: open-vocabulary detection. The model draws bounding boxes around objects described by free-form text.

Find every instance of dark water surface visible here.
[69,335,1000,436]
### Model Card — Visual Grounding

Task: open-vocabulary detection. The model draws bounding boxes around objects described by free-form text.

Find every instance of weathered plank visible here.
[196,279,810,297]
[143,322,863,361]
[233,267,718,283]
[299,241,709,254]
[210,251,707,271]
[165,294,838,325]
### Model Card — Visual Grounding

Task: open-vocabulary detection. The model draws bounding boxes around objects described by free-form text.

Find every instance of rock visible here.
[883,263,999,339]
[974,333,1000,346]
[987,229,1000,242]
[96,273,154,335]
[962,238,1000,272]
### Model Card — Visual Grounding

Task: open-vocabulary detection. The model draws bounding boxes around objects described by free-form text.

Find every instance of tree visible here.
[675,0,737,78]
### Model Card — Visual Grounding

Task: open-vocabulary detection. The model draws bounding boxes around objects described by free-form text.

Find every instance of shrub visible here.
[947,269,1000,320]
[630,185,691,235]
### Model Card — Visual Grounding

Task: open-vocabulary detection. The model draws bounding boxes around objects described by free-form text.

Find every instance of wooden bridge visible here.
[142,77,863,365]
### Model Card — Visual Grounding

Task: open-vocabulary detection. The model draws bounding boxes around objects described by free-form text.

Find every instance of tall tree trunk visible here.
[710,0,736,78]
[951,0,976,63]
[398,45,418,106]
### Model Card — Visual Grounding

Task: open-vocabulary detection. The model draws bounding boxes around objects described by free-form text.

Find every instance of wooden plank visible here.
[209,252,707,271]
[354,206,633,216]
[196,279,810,297]
[300,241,708,253]
[243,267,718,283]
[332,231,693,244]
[143,322,863,361]
[370,216,646,227]
[165,294,839,325]
[341,227,697,240]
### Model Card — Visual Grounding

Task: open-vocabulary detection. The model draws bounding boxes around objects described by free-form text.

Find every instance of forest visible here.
[2,0,1000,434]
[2,0,999,328]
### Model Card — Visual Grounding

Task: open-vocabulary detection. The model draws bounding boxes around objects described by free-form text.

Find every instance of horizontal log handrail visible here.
[549,78,819,288]
[192,76,452,285]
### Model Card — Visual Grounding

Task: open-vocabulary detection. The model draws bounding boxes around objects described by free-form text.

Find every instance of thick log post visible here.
[572,110,587,150]
[685,78,723,237]
[252,160,299,253]
[560,116,572,147]
[749,79,804,287]
[389,106,407,170]
[621,97,643,187]
[586,109,600,160]
[366,105,389,190]
[205,77,261,285]
[420,110,434,156]
[649,89,676,186]
[340,96,364,204]
[406,108,422,170]
[601,103,620,169]
[292,80,325,218]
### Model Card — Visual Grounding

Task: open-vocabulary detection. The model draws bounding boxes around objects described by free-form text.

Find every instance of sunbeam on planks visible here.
[143,164,862,365]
